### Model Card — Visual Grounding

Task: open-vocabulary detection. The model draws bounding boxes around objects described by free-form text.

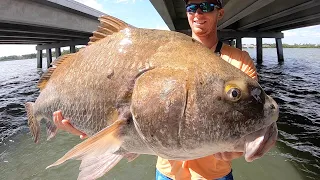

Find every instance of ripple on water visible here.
[5,103,26,116]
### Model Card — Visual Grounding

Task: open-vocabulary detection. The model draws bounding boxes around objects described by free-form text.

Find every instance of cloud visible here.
[283,25,320,38]
[283,31,297,37]
[74,0,106,12]
[242,25,320,44]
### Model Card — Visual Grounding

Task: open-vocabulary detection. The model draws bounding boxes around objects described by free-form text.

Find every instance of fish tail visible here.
[25,102,40,143]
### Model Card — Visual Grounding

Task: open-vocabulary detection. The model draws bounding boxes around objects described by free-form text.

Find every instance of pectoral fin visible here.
[46,120,126,179]
[78,153,123,180]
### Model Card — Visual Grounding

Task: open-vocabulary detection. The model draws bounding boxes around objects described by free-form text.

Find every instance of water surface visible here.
[0,48,319,180]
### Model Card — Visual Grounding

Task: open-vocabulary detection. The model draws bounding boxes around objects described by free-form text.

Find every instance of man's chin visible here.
[192,27,203,32]
[193,29,209,37]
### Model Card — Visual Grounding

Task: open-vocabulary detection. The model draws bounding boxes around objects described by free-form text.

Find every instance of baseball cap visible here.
[183,0,223,8]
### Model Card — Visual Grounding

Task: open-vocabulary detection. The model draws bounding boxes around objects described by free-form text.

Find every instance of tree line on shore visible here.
[0,47,82,61]
[1,43,319,61]
[243,43,320,48]
[264,43,320,48]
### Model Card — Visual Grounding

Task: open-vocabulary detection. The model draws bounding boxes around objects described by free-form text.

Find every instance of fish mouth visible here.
[241,94,279,162]
[243,122,278,162]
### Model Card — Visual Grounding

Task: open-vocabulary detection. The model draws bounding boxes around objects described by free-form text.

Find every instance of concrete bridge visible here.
[150,0,320,63]
[0,0,104,68]
[1,0,319,67]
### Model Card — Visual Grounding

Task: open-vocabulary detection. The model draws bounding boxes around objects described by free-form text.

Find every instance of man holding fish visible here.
[155,1,260,179]
[26,0,278,179]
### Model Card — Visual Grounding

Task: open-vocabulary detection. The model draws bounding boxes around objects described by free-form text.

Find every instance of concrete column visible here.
[55,47,61,58]
[276,38,284,62]
[37,50,43,68]
[236,38,242,50]
[256,38,263,63]
[70,45,76,53]
[46,49,52,68]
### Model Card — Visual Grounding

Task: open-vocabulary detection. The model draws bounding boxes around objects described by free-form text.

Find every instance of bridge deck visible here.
[0,0,104,45]
[150,0,320,38]
[1,0,315,65]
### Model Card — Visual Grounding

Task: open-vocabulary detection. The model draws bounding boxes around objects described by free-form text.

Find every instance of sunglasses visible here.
[186,2,220,13]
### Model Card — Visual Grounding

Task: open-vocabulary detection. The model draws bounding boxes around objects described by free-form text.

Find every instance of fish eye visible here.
[225,85,242,102]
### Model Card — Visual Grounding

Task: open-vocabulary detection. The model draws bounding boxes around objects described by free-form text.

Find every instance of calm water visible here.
[0,48,319,180]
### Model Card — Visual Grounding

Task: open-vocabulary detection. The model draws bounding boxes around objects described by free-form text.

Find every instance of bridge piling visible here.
[37,50,43,69]
[215,31,284,63]
[46,49,52,68]
[256,38,263,64]
[1,0,104,69]
[276,38,284,62]
[55,47,61,58]
[236,38,242,50]
[35,39,88,69]
[70,45,76,53]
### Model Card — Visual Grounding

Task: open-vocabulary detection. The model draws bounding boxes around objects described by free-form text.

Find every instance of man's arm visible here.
[221,49,258,81]
[239,51,258,81]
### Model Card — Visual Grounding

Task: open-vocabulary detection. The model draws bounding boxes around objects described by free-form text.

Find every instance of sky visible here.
[0,0,319,56]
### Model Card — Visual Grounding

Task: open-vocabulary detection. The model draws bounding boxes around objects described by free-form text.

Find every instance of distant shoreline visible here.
[0,46,319,61]
[243,43,320,49]
[0,47,81,62]
[243,47,320,49]
[0,58,36,62]
[0,55,36,62]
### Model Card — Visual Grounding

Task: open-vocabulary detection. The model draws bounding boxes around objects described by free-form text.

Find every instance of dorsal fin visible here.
[50,53,74,67]
[37,54,75,91]
[88,15,133,45]
[37,67,56,91]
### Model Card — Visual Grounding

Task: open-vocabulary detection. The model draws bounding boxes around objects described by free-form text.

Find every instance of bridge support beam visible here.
[236,38,242,50]
[55,47,61,58]
[216,31,284,63]
[37,50,43,69]
[46,49,52,68]
[70,45,76,53]
[36,39,88,51]
[218,31,284,39]
[256,38,263,64]
[35,39,88,69]
[276,38,284,62]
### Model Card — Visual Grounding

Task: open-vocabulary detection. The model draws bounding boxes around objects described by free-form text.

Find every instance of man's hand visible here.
[214,152,243,161]
[53,110,88,139]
